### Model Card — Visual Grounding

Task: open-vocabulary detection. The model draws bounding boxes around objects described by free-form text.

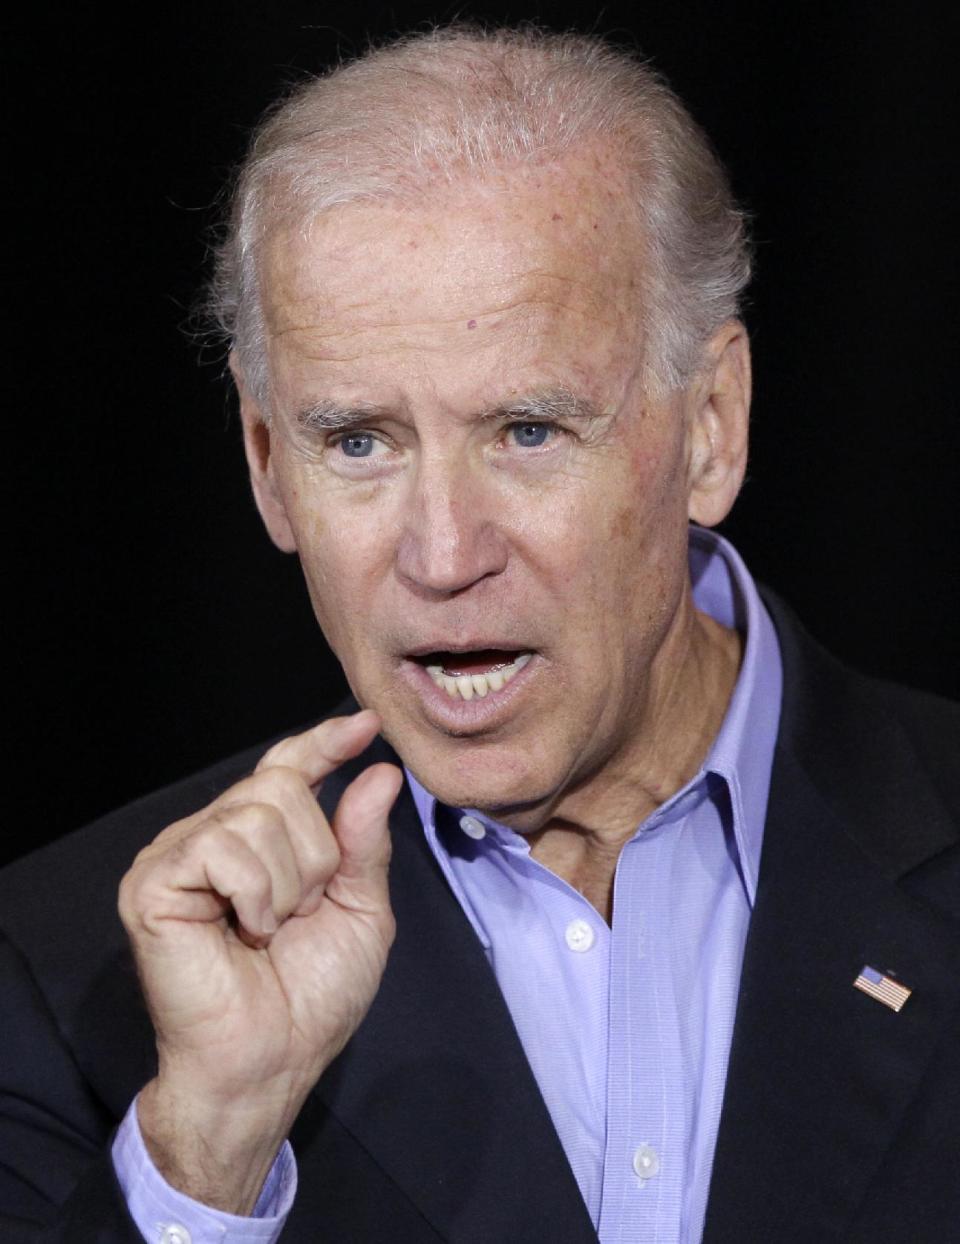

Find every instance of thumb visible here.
[330,763,404,898]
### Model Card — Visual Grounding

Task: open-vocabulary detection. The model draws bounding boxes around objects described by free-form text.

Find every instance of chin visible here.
[401,731,556,818]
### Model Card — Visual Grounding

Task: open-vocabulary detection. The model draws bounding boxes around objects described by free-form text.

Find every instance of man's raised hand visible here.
[118,710,403,1213]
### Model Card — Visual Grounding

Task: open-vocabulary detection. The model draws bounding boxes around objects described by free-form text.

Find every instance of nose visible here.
[394,453,508,596]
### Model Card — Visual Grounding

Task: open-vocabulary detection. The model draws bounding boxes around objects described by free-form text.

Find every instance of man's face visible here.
[243,156,727,825]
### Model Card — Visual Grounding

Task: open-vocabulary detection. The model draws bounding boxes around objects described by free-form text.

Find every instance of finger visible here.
[255,710,382,789]
[217,768,341,913]
[211,803,303,925]
[328,763,404,909]
[125,822,280,942]
[199,828,280,942]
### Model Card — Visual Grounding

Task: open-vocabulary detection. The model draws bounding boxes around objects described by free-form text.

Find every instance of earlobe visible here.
[231,354,298,554]
[686,323,751,527]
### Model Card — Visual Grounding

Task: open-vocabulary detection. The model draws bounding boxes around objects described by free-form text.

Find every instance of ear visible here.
[231,354,298,554]
[685,321,751,527]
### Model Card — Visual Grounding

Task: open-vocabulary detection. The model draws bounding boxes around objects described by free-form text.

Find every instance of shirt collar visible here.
[685,525,782,903]
[406,526,782,907]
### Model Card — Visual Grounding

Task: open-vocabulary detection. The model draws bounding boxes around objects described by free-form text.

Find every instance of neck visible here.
[522,599,742,922]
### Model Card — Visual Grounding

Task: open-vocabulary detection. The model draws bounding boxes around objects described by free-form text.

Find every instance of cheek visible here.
[590,441,691,625]
[607,504,635,543]
[274,469,326,571]
[601,441,681,551]
[290,493,400,657]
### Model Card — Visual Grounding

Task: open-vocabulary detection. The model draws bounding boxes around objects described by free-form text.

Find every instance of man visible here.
[1,24,957,1244]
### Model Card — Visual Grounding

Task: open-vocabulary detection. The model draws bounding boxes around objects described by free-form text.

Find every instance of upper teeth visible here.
[425,652,533,700]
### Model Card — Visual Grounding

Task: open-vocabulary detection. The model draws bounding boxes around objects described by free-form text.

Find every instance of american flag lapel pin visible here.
[853,965,912,1012]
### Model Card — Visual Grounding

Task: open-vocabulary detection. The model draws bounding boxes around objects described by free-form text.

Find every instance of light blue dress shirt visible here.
[408,526,782,1241]
[113,527,783,1243]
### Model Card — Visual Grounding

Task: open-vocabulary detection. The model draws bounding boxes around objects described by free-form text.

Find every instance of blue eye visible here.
[340,433,375,458]
[510,422,551,448]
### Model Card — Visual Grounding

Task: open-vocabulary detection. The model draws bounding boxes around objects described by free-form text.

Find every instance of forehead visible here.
[259,153,646,374]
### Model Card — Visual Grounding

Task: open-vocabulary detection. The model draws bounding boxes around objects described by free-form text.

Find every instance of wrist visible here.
[137,1075,298,1214]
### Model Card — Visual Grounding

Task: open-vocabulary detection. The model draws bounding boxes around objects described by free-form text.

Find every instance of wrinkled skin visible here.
[241,152,750,864]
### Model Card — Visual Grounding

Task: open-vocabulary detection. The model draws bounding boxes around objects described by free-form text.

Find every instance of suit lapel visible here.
[310,775,597,1244]
[704,602,959,1242]
[294,625,958,1243]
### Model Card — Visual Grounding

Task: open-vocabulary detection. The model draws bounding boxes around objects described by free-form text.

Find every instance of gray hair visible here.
[208,24,751,404]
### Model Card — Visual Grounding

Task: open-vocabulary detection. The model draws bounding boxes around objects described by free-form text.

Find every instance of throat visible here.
[527,825,625,924]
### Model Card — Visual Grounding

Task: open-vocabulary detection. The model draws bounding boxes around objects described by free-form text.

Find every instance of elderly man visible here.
[1,25,957,1244]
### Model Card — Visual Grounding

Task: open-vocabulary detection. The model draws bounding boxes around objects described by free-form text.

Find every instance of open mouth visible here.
[411,649,534,700]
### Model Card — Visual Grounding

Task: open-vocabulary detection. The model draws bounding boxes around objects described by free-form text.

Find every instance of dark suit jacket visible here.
[1,595,958,1242]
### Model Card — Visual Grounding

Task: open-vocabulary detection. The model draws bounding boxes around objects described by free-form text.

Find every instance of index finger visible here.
[255,709,382,787]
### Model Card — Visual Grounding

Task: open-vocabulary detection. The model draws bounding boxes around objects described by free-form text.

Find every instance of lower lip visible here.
[398,655,539,733]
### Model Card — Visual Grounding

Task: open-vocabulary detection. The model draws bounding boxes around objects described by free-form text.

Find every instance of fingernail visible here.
[262,909,278,935]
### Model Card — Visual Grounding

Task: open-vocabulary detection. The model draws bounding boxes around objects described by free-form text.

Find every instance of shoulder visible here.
[763,589,959,910]
[765,589,958,787]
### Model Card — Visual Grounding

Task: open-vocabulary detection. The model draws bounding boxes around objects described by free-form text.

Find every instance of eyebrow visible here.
[294,400,387,431]
[482,389,604,422]
[293,388,605,431]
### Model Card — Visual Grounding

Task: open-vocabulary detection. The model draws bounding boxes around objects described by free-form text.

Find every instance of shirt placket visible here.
[599,821,684,1244]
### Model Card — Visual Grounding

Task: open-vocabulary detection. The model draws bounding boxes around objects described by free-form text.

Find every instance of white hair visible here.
[208,24,751,404]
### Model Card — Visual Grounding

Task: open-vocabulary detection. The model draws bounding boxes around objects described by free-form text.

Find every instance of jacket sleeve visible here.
[0,934,143,1242]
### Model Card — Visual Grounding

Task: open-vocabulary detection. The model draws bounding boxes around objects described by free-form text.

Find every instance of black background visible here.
[7,3,957,866]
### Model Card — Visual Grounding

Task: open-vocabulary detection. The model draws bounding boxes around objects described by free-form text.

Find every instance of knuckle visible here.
[161,817,246,876]
[235,801,288,839]
[245,764,306,808]
[264,764,308,797]
[303,837,341,885]
[205,831,271,897]
[256,741,283,770]
[201,819,250,859]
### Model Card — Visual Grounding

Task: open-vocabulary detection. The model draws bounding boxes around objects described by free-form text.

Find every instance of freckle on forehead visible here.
[466,319,477,329]
[551,212,563,221]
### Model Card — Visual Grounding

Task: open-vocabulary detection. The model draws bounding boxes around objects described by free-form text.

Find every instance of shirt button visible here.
[564,918,595,952]
[459,814,486,840]
[160,1227,192,1244]
[633,1143,661,1181]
